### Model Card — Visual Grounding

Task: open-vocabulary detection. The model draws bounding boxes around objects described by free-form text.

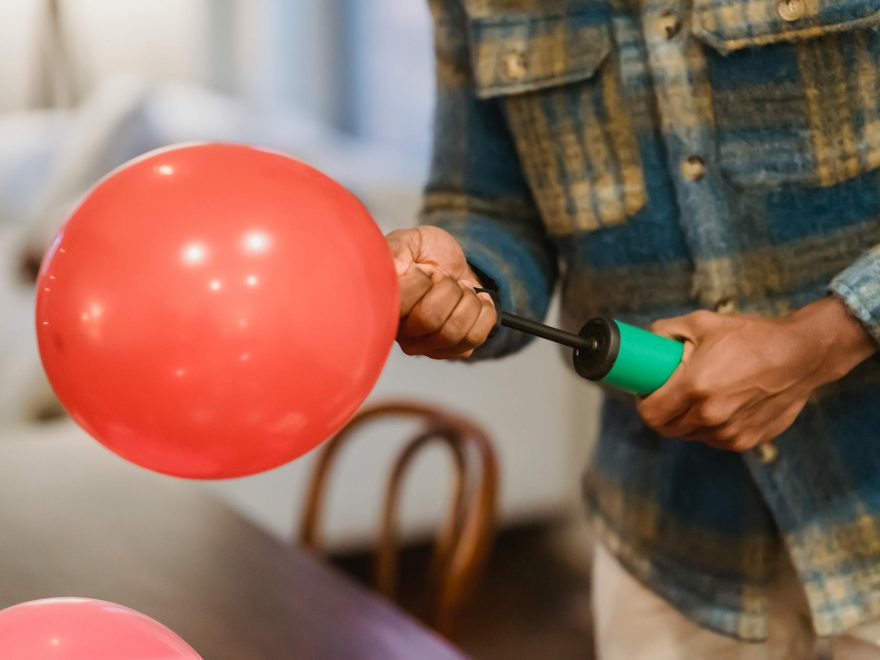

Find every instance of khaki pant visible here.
[592,543,880,660]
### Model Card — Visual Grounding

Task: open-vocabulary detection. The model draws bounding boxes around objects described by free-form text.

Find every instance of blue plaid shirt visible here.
[422,0,880,642]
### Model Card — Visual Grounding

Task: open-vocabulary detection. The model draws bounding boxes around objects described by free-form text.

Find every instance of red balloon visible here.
[0,598,200,659]
[36,144,398,478]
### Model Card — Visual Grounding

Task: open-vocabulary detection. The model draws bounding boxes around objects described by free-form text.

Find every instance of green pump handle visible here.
[571,317,684,395]
[476,289,684,396]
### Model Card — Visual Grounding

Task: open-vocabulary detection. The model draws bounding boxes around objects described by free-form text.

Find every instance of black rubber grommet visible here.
[572,317,620,381]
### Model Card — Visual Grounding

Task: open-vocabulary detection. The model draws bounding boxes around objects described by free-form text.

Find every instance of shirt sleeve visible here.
[421,0,558,359]
[830,245,880,345]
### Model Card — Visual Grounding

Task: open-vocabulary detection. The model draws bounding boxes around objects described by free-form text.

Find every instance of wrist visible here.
[789,296,878,384]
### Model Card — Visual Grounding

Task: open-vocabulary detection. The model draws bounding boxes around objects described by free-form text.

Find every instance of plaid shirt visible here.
[421,0,880,642]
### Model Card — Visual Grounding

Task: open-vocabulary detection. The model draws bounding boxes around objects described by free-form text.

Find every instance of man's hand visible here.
[387,226,496,359]
[636,297,878,451]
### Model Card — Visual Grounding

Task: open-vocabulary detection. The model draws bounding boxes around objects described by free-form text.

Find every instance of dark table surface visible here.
[0,424,466,660]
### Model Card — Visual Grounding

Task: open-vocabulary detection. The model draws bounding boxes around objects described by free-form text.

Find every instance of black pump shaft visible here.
[498,311,596,351]
[474,287,597,351]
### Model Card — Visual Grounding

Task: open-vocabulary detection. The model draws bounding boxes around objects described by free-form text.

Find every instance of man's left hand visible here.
[636,297,878,451]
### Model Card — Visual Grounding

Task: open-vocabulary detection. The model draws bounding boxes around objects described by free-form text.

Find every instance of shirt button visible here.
[778,0,804,22]
[756,443,779,465]
[502,51,528,81]
[681,155,707,182]
[714,298,737,315]
[657,12,681,39]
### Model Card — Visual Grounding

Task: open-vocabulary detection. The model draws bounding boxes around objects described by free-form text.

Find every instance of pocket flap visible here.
[692,0,880,53]
[468,9,611,98]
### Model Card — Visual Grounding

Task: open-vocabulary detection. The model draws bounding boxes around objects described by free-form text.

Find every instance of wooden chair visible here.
[299,400,498,639]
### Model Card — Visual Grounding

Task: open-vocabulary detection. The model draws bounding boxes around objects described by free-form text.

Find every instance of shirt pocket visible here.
[466,4,648,236]
[691,0,880,189]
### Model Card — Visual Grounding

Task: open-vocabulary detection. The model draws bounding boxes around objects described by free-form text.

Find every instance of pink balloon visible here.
[0,598,201,659]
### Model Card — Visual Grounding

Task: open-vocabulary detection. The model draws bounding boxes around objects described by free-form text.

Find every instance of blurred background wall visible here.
[0,1,434,154]
[0,0,599,549]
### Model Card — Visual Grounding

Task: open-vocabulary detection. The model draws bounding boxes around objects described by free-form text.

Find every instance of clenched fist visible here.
[386,227,496,359]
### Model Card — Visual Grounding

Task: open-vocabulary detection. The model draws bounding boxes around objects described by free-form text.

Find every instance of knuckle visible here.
[691,310,714,324]
[648,316,675,334]
[686,375,713,399]
[694,401,726,426]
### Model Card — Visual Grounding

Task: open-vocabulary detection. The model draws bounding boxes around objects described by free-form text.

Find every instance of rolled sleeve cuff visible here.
[830,246,880,345]
[429,215,554,359]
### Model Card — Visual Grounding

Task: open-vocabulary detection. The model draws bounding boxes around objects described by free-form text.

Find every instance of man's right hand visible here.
[386,226,497,359]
